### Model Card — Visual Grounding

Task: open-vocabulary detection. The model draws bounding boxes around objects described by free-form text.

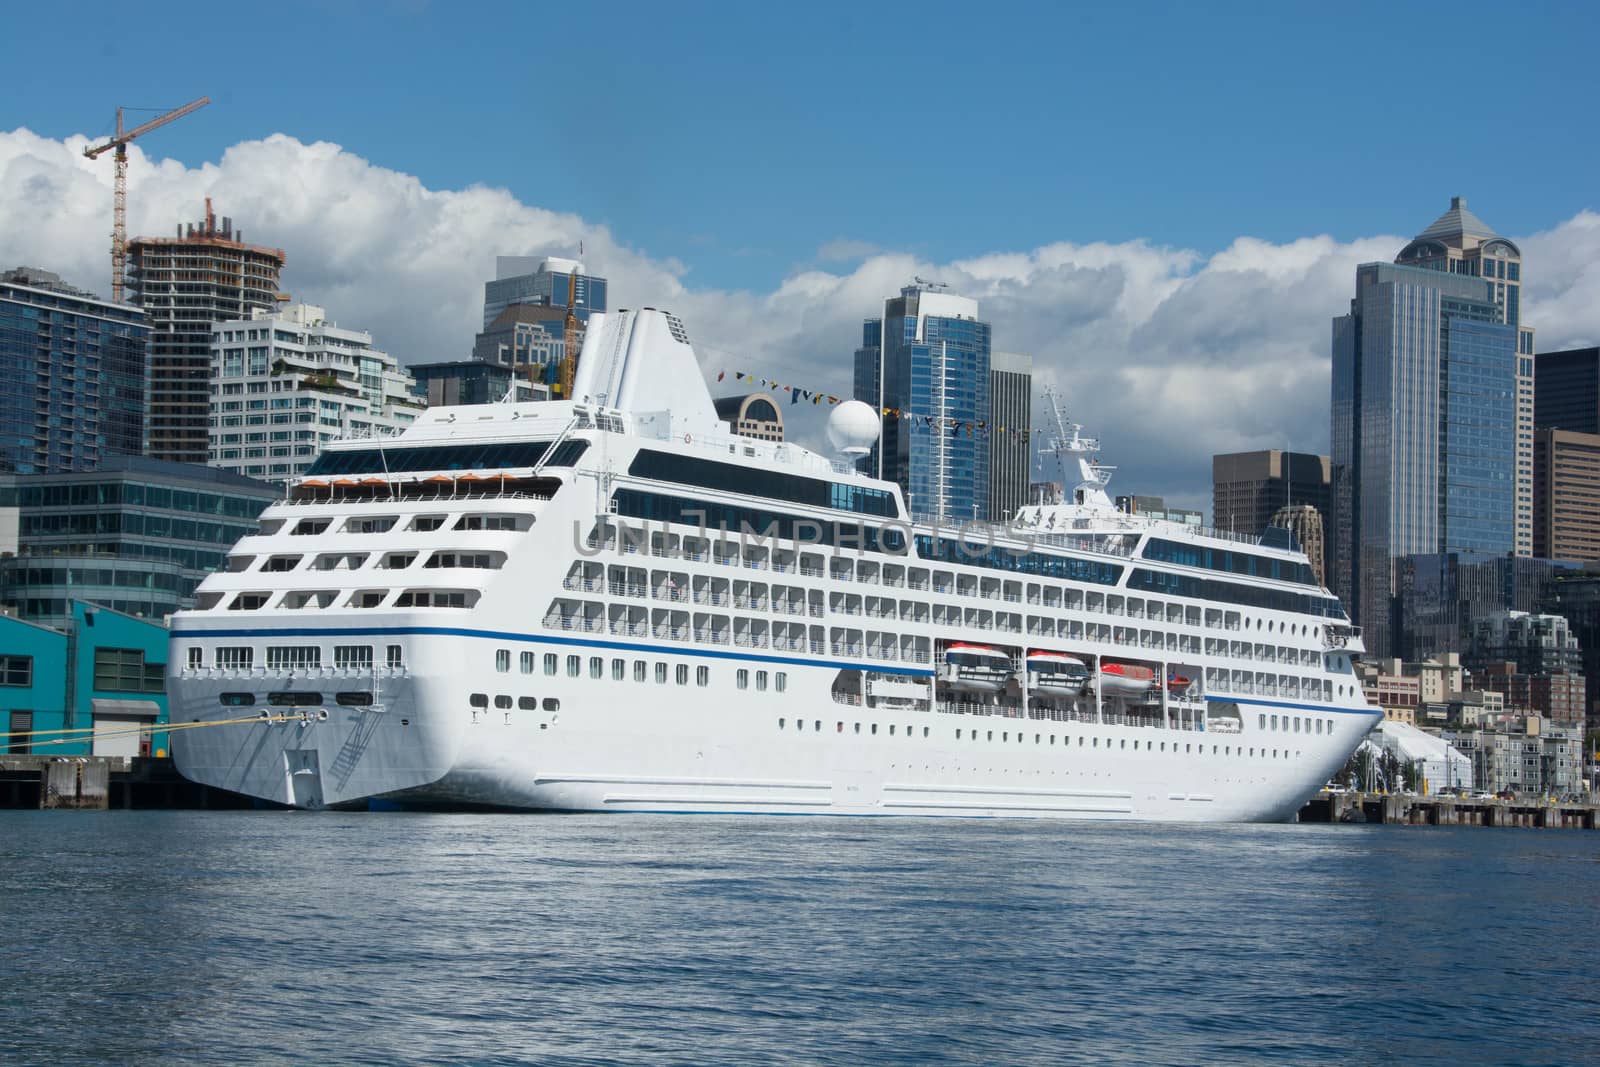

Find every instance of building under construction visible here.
[127,201,286,464]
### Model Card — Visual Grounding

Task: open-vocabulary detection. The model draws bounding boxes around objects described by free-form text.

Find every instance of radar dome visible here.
[827,400,880,456]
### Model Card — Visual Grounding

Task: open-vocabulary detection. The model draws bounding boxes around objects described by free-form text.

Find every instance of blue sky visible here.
[3,1,1599,510]
[6,0,1598,291]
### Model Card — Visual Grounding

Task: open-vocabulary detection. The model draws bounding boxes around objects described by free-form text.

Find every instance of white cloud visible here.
[2,128,1596,514]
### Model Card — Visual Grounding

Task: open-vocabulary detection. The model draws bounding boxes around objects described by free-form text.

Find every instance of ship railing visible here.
[799,565,824,577]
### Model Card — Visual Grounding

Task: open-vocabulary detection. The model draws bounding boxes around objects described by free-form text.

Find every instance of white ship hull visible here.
[167,307,1378,821]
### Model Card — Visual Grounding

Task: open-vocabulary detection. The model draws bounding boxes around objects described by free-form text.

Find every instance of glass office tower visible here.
[1331,262,1515,656]
[854,285,991,521]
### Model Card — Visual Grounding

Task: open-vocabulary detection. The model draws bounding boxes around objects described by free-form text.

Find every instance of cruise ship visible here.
[167,307,1377,819]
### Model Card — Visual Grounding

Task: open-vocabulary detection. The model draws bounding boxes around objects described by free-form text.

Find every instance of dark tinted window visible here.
[1142,537,1316,586]
[267,691,323,706]
[628,450,899,517]
[612,490,906,553]
[219,692,254,707]
[306,439,588,476]
[914,535,1123,585]
[335,691,373,706]
[1127,568,1345,618]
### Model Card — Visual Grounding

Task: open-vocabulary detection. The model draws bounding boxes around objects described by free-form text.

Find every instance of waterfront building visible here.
[0,266,148,473]
[1114,495,1203,526]
[1473,663,1586,727]
[988,351,1032,522]
[482,257,605,330]
[0,602,170,757]
[853,282,991,521]
[1541,571,1600,731]
[1394,553,1576,662]
[1534,346,1600,433]
[713,394,784,442]
[1270,505,1326,588]
[1533,428,1600,561]
[1467,610,1582,676]
[1394,197,1536,558]
[1356,654,1464,727]
[1331,249,1519,656]
[1212,450,1331,578]
[208,303,421,484]
[128,201,286,465]
[1447,720,1584,798]
[472,304,570,379]
[0,457,278,630]
[1367,719,1474,792]
[410,360,548,406]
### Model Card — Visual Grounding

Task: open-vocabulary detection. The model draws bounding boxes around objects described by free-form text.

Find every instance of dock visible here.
[0,756,256,811]
[1299,790,1598,829]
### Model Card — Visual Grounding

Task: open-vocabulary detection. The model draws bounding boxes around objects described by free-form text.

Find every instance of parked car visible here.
[1495,789,1516,800]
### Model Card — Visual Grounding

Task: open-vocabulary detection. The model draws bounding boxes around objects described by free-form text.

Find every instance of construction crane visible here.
[83,96,211,302]
[556,266,581,398]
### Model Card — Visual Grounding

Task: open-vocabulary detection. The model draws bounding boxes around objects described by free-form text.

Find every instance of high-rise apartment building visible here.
[483,257,606,330]
[1534,346,1600,434]
[1331,255,1517,657]
[853,283,991,521]
[0,267,148,473]
[1394,197,1536,557]
[208,303,420,483]
[988,351,1032,522]
[127,201,286,464]
[1533,428,1600,561]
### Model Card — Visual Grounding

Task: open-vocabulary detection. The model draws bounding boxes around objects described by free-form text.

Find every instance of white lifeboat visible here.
[1098,661,1156,698]
[1026,650,1089,695]
[940,644,1013,694]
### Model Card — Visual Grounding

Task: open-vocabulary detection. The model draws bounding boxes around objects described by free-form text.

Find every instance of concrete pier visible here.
[1299,791,1598,829]
[0,756,255,810]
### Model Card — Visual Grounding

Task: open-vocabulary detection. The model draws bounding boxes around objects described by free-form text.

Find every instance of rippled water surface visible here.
[1,813,1596,1066]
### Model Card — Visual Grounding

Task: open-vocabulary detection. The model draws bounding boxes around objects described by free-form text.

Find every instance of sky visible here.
[3,0,1599,513]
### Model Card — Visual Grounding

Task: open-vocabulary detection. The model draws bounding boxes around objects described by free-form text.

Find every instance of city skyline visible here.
[2,5,1598,513]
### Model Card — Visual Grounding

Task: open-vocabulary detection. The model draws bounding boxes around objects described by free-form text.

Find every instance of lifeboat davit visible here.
[941,643,1013,694]
[1026,650,1089,694]
[1098,661,1155,697]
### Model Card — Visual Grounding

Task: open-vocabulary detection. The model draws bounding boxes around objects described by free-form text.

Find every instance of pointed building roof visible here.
[1415,196,1500,242]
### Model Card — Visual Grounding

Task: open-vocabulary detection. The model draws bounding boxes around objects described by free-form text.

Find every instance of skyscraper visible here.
[1532,428,1600,561]
[1533,346,1600,434]
[1394,197,1536,557]
[988,350,1032,522]
[482,257,606,330]
[0,266,148,474]
[127,201,286,464]
[853,283,991,521]
[1331,253,1517,657]
[1211,450,1331,538]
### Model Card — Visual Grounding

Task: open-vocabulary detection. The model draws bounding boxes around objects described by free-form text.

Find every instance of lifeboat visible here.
[940,644,1013,694]
[1166,672,1193,694]
[1026,650,1089,695]
[1098,661,1155,697]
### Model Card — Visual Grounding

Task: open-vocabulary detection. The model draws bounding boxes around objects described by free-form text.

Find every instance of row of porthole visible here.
[469,694,561,712]
[494,648,790,692]
[776,719,1301,760]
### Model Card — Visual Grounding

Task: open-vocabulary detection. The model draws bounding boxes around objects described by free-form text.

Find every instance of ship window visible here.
[737,669,749,690]
[291,518,330,536]
[655,663,667,685]
[470,693,488,708]
[387,645,403,668]
[589,657,603,679]
[854,723,861,734]
[409,515,446,532]
[1271,714,1279,730]
[455,514,520,532]
[336,691,373,706]
[230,592,270,611]
[1260,714,1267,729]
[335,645,374,669]
[186,647,203,669]
[923,727,929,738]
[675,664,688,686]
[519,696,536,710]
[266,646,320,670]
[543,698,559,711]
[494,695,512,709]
[347,516,396,535]
[956,729,962,739]
[871,724,878,735]
[219,692,254,707]
[634,660,646,682]
[775,672,787,693]
[380,553,416,569]
[756,670,768,692]
[217,647,254,669]
[566,655,580,677]
[268,691,323,707]
[779,718,786,729]
[889,725,896,735]
[612,658,625,681]
[696,666,709,687]
[521,652,534,674]
[307,439,588,477]
[352,591,388,609]
[496,649,510,673]
[544,653,558,676]
[263,554,302,572]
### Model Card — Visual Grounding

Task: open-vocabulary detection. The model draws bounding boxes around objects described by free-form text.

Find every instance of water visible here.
[1,814,1595,1066]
